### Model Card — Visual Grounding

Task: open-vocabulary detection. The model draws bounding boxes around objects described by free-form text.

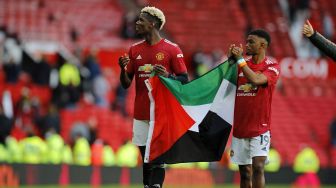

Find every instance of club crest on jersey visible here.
[156,52,165,61]
[138,64,153,73]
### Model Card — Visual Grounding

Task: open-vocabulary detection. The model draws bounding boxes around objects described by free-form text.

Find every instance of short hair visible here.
[141,6,166,30]
[248,29,271,46]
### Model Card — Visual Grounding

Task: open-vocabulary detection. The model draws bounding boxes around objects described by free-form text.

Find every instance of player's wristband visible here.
[237,58,247,68]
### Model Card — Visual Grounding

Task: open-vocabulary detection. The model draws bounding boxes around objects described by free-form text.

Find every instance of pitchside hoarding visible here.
[280,58,336,80]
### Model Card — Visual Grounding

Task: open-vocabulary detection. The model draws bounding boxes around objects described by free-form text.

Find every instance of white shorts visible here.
[132,119,150,146]
[230,131,270,165]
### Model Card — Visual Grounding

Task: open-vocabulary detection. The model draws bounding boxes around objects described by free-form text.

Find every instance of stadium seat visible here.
[148,0,245,54]
[0,0,125,50]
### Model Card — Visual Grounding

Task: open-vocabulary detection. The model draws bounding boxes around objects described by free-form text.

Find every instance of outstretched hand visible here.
[303,19,314,37]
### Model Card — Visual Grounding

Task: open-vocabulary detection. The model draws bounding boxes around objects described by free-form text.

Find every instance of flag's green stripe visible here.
[159,61,237,105]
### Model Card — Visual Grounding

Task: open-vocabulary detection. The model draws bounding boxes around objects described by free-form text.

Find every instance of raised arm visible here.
[118,55,134,89]
[303,20,336,61]
[230,44,268,86]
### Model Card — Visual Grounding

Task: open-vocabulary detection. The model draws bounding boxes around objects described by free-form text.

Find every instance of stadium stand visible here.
[0,0,136,150]
[0,0,129,50]
[0,0,335,169]
[149,0,246,54]
[244,0,296,58]
[271,90,333,167]
[310,0,336,40]
[60,106,132,150]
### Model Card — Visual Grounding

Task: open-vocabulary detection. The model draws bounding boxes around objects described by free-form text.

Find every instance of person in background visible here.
[31,54,51,86]
[45,128,64,164]
[264,146,281,173]
[91,139,104,166]
[303,20,336,61]
[0,105,13,144]
[0,142,7,162]
[5,136,21,163]
[62,143,73,164]
[329,115,336,147]
[111,83,128,117]
[70,121,90,144]
[20,127,48,164]
[56,61,81,108]
[36,104,60,137]
[3,58,20,83]
[116,140,139,168]
[102,142,115,166]
[72,132,91,166]
[87,116,98,145]
[293,145,320,187]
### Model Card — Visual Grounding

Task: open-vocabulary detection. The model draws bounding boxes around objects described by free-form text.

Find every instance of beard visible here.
[135,28,149,37]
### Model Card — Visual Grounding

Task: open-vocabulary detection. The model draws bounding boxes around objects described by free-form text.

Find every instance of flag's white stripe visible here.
[182,104,211,132]
[210,79,236,125]
[144,79,154,163]
[182,79,236,133]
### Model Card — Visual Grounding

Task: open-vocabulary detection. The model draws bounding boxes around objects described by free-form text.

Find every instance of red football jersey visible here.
[233,57,280,138]
[127,39,187,120]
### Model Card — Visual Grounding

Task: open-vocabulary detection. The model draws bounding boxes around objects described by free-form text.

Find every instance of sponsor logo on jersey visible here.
[237,83,258,96]
[139,74,151,78]
[156,52,165,61]
[238,83,257,93]
[138,64,153,73]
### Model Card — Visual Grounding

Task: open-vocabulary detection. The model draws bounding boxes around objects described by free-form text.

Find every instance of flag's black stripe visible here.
[152,111,232,164]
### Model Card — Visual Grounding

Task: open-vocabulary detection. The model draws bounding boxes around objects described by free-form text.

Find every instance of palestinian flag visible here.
[144,61,238,164]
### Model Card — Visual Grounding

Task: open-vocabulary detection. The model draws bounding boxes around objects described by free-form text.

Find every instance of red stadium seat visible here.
[148,0,245,53]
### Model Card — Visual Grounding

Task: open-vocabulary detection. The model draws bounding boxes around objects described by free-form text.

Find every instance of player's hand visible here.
[231,44,244,60]
[118,54,130,71]
[303,19,314,37]
[227,44,235,58]
[153,64,169,77]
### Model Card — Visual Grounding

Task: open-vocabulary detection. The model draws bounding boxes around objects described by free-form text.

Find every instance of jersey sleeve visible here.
[126,47,135,75]
[171,46,187,74]
[263,63,280,86]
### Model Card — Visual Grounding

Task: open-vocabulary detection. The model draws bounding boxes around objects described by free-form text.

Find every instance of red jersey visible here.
[127,39,187,120]
[233,57,280,138]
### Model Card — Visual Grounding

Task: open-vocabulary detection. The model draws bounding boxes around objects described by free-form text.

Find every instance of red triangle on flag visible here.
[148,77,195,162]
